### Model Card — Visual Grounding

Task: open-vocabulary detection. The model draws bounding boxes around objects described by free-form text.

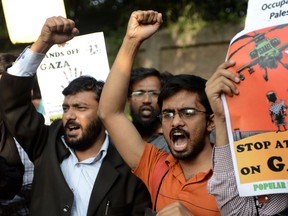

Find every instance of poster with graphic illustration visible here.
[37,32,110,124]
[224,0,288,197]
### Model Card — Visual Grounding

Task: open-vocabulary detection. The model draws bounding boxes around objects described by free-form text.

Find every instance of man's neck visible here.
[180,141,213,181]
[75,131,106,162]
[138,124,162,142]
[132,114,161,136]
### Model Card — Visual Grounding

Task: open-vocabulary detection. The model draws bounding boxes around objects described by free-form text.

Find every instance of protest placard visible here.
[37,32,110,124]
[224,0,288,197]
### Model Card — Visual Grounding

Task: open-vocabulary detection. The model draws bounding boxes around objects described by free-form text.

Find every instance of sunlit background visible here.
[2,0,66,44]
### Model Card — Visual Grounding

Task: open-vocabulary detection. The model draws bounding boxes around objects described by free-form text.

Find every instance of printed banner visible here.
[37,32,110,124]
[244,0,288,32]
[224,0,288,197]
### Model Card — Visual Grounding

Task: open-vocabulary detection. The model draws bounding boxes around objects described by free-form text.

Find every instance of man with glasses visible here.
[128,67,172,153]
[0,16,152,215]
[98,10,220,215]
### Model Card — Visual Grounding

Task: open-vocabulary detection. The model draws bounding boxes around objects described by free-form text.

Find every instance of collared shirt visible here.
[133,143,220,215]
[15,141,34,186]
[7,47,110,216]
[60,134,109,216]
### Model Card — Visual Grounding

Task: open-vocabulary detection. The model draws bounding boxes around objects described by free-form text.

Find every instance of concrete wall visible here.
[134,23,244,79]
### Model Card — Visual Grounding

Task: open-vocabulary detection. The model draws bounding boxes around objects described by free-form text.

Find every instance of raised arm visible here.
[31,16,79,54]
[205,61,288,215]
[205,60,240,146]
[98,10,162,169]
[0,17,79,161]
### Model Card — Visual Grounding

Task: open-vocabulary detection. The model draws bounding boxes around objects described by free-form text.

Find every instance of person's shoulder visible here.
[49,119,63,132]
[50,118,62,125]
[106,138,128,165]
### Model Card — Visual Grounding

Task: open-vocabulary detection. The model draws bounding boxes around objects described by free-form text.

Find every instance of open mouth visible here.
[170,129,189,151]
[65,122,81,136]
[140,106,153,117]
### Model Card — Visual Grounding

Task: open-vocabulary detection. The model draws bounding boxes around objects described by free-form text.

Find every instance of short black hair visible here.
[157,74,212,115]
[160,71,173,87]
[128,67,161,96]
[128,67,173,96]
[62,76,104,102]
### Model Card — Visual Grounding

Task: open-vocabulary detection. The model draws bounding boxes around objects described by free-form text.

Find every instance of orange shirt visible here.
[133,144,220,216]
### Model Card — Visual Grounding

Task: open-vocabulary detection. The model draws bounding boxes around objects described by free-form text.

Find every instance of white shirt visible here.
[60,135,109,216]
[8,47,45,77]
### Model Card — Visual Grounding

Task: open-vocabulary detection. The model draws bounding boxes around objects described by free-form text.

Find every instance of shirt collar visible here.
[61,132,109,164]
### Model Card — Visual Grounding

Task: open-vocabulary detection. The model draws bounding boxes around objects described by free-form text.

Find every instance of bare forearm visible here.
[214,116,229,147]
[98,10,162,169]
[101,36,141,114]
[98,36,145,168]
[31,39,54,54]
[100,10,162,115]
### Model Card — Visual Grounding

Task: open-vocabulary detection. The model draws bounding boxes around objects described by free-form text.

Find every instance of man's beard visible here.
[64,117,103,151]
[169,128,206,161]
[171,140,205,161]
[130,105,160,138]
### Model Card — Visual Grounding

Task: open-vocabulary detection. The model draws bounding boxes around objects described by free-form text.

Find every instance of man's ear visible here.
[206,113,215,132]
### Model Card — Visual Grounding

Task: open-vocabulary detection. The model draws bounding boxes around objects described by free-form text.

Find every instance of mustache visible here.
[139,105,153,112]
[169,128,190,139]
[64,120,81,129]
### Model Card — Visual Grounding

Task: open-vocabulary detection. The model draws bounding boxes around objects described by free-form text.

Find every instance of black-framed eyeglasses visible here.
[131,90,160,98]
[159,107,207,122]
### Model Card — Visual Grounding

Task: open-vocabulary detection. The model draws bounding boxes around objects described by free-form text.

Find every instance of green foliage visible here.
[166,3,204,35]
[0,0,248,54]
[166,1,247,32]
[67,0,248,60]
